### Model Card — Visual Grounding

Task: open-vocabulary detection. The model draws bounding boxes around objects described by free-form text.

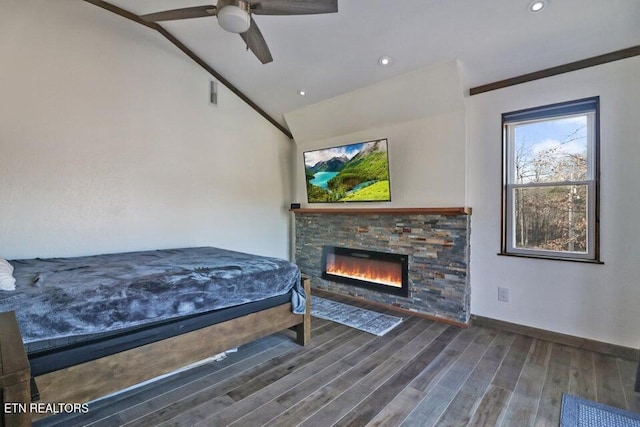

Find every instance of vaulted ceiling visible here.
[102,0,640,131]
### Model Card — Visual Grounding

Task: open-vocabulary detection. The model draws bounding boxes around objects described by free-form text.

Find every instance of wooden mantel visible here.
[290,207,471,215]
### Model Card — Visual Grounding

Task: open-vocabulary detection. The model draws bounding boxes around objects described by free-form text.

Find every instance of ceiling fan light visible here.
[217,5,250,33]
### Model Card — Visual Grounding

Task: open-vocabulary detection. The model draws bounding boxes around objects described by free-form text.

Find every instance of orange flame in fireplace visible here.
[326,254,402,288]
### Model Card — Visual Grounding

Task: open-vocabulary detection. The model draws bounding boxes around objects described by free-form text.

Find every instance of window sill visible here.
[497,252,604,265]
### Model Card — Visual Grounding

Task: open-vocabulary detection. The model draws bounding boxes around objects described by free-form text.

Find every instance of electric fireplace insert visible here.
[321,246,409,297]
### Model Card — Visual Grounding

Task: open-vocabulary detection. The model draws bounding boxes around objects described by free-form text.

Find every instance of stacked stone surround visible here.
[294,211,471,324]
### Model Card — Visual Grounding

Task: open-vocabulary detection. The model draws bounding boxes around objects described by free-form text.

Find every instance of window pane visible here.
[513,185,588,253]
[513,115,588,184]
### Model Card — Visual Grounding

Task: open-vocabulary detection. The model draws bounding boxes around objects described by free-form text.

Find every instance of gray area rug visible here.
[561,393,640,427]
[311,297,402,336]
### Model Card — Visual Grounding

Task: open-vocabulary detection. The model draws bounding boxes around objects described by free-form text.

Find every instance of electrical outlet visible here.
[498,286,509,302]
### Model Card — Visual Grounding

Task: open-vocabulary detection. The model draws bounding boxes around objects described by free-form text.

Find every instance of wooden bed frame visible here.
[0,278,311,426]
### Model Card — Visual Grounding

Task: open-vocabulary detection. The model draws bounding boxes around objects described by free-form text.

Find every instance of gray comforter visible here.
[0,247,303,346]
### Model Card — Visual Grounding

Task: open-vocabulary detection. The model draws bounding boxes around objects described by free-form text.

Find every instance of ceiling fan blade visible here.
[140,6,216,22]
[240,18,273,64]
[251,0,338,16]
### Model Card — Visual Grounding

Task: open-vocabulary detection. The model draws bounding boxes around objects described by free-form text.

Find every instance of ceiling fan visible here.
[141,0,338,64]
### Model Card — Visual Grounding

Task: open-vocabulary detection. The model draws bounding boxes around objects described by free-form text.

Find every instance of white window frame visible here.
[502,97,600,262]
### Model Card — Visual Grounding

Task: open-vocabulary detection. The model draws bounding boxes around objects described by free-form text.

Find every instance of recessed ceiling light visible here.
[529,1,545,12]
[378,56,392,66]
[298,90,306,96]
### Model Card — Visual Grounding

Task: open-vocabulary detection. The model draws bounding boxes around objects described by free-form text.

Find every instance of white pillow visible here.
[0,258,16,291]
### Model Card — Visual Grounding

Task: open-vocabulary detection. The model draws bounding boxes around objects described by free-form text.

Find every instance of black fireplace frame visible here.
[321,246,409,297]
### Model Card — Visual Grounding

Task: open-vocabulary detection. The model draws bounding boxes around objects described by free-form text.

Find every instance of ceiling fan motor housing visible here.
[216,0,251,33]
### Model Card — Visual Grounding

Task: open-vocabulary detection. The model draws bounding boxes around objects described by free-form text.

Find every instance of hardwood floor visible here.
[38,296,639,427]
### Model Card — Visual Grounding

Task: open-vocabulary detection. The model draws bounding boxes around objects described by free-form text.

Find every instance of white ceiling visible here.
[105,0,640,130]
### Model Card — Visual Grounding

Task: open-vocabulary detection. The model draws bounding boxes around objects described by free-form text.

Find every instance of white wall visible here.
[0,1,292,260]
[287,61,467,208]
[467,56,640,349]
[291,112,467,208]
[285,61,466,145]
[286,49,640,349]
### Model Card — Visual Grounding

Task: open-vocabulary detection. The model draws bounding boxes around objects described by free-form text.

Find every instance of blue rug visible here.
[311,297,403,336]
[561,393,640,427]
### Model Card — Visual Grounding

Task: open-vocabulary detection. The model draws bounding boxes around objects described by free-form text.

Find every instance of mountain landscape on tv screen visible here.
[304,139,391,203]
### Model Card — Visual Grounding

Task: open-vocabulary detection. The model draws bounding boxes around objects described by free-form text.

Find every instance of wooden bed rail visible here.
[0,311,31,427]
[35,277,311,420]
[296,277,312,346]
[1,279,311,424]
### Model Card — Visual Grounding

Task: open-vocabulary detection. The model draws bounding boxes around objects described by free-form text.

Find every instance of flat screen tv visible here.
[304,138,391,203]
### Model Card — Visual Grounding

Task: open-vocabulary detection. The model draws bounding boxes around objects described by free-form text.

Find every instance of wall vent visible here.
[210,81,218,106]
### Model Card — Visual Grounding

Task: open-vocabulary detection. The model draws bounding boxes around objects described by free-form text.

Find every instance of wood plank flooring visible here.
[37,296,639,427]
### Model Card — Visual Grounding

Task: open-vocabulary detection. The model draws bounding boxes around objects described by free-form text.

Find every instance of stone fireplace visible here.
[293,208,471,324]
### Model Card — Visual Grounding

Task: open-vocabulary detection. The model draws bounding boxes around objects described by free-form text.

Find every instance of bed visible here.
[0,247,311,424]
